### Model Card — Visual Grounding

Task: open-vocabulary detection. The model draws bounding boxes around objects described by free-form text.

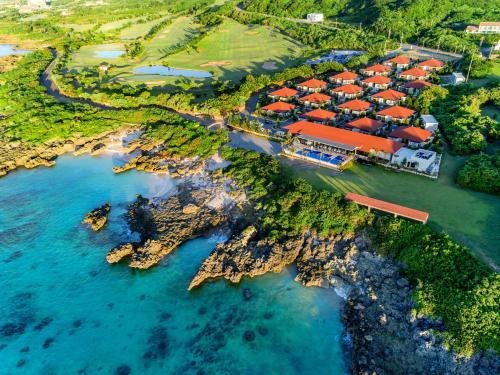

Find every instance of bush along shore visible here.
[101,146,499,374]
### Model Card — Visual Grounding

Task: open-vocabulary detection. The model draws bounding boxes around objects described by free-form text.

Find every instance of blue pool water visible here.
[94,50,125,58]
[0,44,30,57]
[133,65,213,78]
[0,154,347,374]
[297,149,346,165]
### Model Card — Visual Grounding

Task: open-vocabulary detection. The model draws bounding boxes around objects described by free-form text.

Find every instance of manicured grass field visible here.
[284,153,500,269]
[119,15,170,40]
[165,19,305,82]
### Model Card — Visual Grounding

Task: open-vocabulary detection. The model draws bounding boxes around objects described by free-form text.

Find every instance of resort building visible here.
[384,56,411,70]
[418,59,444,71]
[466,22,500,34]
[297,79,328,93]
[392,148,439,176]
[299,92,332,107]
[389,126,433,148]
[421,115,439,132]
[361,64,391,76]
[337,99,372,116]
[402,80,432,95]
[370,89,407,106]
[301,108,337,124]
[361,75,392,90]
[345,118,384,134]
[376,106,415,123]
[451,72,466,85]
[268,87,299,101]
[399,67,429,81]
[261,101,296,116]
[285,120,404,162]
[331,84,363,100]
[329,71,359,85]
[307,13,324,23]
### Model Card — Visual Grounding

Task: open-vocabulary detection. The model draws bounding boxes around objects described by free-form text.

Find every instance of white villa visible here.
[392,148,440,175]
[307,13,324,23]
[421,115,439,133]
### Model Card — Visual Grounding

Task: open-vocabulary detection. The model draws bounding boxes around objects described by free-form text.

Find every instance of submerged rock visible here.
[82,203,111,231]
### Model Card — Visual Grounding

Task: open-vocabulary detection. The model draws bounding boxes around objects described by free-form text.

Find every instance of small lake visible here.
[0,44,31,57]
[133,65,212,78]
[94,50,125,59]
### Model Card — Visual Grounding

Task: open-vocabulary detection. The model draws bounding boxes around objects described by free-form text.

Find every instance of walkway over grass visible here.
[346,192,429,224]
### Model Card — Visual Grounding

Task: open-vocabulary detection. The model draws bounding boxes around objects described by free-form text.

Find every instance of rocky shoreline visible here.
[82,203,111,231]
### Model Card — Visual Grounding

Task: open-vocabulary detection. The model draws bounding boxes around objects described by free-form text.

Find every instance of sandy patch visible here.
[262,61,278,70]
[201,60,232,67]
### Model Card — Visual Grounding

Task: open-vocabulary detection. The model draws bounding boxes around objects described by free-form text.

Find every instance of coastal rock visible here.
[106,243,135,264]
[82,203,111,231]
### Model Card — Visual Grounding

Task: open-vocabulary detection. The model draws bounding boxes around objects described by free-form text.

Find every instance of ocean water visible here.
[0,154,347,375]
[133,66,213,78]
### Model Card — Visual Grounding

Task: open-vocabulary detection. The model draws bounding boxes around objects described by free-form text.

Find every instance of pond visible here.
[0,44,31,57]
[94,50,125,59]
[133,65,212,78]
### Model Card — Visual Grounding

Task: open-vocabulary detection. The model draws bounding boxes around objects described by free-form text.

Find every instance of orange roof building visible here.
[268,87,299,99]
[418,59,444,71]
[301,108,337,123]
[371,89,407,104]
[345,118,384,133]
[285,121,404,157]
[399,67,428,80]
[389,126,433,143]
[361,75,392,88]
[362,64,391,76]
[345,192,429,223]
[297,78,328,92]
[330,71,359,83]
[332,84,363,97]
[299,92,332,104]
[262,101,296,113]
[376,106,415,121]
[403,79,432,91]
[337,99,372,113]
[385,55,411,67]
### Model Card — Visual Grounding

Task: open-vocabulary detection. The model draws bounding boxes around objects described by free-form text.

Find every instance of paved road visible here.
[228,131,282,155]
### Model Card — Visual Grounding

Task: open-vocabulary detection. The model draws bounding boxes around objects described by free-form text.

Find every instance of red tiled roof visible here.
[331,71,358,80]
[418,59,444,68]
[362,75,391,84]
[466,25,478,31]
[262,101,296,112]
[302,108,337,121]
[269,87,298,97]
[298,78,327,89]
[346,118,384,132]
[371,89,406,101]
[338,99,371,111]
[376,105,415,119]
[389,126,432,142]
[285,121,404,154]
[364,64,391,73]
[345,192,429,223]
[479,22,500,27]
[386,55,410,65]
[403,80,432,89]
[332,84,363,94]
[299,92,332,103]
[400,67,428,78]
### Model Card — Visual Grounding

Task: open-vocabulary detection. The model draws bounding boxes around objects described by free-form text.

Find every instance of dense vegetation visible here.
[222,147,499,357]
[374,219,499,356]
[457,152,500,194]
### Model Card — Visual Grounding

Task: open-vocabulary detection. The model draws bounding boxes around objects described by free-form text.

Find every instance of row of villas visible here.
[260,56,443,177]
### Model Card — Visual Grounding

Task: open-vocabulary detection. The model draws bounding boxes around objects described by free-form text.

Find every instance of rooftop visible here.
[346,117,384,132]
[403,80,432,89]
[418,59,444,68]
[298,78,328,89]
[299,92,332,103]
[338,99,372,111]
[285,121,404,154]
[362,75,392,84]
[302,108,337,121]
[332,84,363,94]
[364,64,391,73]
[480,22,500,27]
[421,114,438,124]
[377,105,415,119]
[262,101,296,112]
[345,192,429,223]
[371,89,406,101]
[331,71,358,80]
[400,67,428,77]
[389,126,433,142]
[386,55,411,65]
[269,87,299,97]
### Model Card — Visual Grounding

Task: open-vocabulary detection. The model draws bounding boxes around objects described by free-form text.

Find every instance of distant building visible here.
[16,0,50,12]
[268,87,299,102]
[451,72,466,85]
[261,101,296,117]
[466,22,500,34]
[389,126,433,148]
[421,115,439,132]
[307,13,324,23]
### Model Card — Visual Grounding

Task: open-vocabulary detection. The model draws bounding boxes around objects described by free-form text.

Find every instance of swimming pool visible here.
[296,149,346,166]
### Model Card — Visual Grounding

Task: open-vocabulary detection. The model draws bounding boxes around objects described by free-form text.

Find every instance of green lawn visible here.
[119,15,170,40]
[284,153,500,269]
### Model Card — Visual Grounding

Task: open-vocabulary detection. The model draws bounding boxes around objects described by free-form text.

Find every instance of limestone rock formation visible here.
[82,203,111,231]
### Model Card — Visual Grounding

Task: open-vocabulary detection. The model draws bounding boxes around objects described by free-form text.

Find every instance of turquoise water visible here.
[95,50,125,58]
[0,44,31,57]
[133,66,213,78]
[0,154,347,374]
